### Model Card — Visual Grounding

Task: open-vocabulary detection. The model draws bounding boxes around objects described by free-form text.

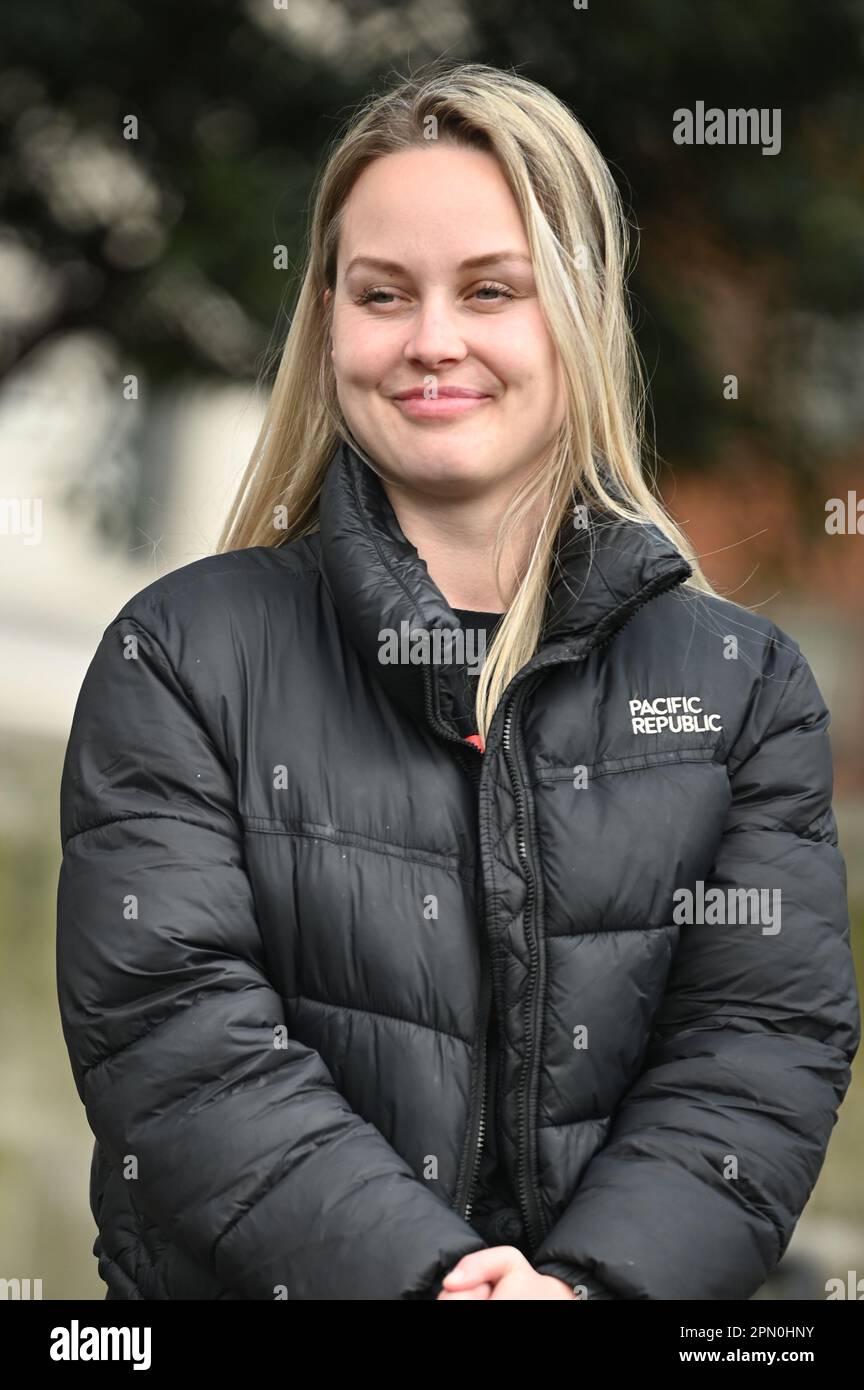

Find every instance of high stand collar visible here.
[317,437,692,740]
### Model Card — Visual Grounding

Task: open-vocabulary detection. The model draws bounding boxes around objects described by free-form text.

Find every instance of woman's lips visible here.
[391,392,493,419]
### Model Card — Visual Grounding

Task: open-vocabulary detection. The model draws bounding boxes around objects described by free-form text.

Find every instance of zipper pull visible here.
[464,733,485,753]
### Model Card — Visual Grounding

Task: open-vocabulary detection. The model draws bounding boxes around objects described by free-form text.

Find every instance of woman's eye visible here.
[473,282,516,302]
[353,282,516,309]
[355,288,399,306]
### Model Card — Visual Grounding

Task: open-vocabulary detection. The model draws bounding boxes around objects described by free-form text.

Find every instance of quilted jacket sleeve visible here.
[532,649,861,1300]
[56,612,487,1300]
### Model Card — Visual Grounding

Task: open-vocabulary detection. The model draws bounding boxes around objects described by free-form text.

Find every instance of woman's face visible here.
[326,144,566,500]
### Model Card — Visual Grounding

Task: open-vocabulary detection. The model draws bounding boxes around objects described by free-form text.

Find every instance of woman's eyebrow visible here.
[344,251,533,276]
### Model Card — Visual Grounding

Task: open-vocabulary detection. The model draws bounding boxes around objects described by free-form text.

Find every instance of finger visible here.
[442,1246,521,1289]
[437,1281,493,1300]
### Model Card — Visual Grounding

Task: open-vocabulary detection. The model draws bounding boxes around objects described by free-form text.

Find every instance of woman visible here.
[57,61,859,1301]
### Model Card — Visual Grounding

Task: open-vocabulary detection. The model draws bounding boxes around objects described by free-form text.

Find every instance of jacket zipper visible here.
[501,683,545,1249]
[419,664,489,1222]
[421,559,691,1230]
[462,767,493,1226]
[463,942,491,1225]
[489,562,693,1246]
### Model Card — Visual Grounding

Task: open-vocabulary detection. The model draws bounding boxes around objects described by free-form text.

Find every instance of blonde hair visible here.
[217,59,717,743]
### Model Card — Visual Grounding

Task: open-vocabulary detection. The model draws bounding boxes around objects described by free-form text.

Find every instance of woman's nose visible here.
[403,294,468,363]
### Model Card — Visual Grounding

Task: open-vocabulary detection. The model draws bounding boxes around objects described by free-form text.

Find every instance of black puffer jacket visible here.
[56,438,860,1300]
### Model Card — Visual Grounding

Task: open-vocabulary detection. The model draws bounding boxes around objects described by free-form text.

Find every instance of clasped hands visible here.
[436,1245,581,1300]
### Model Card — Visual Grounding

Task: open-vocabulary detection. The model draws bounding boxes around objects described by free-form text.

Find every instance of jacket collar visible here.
[317,437,692,737]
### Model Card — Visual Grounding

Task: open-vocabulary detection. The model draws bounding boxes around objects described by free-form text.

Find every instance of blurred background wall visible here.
[1,0,861,1299]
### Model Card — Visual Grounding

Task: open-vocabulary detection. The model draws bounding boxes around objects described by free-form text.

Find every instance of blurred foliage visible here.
[2,0,863,473]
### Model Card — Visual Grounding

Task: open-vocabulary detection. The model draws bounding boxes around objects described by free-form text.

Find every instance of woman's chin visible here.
[389,457,499,495]
[370,434,503,491]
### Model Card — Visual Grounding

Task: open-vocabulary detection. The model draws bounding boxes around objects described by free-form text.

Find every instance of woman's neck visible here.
[380,478,545,612]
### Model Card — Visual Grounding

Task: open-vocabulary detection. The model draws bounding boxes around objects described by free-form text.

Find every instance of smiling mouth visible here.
[391,393,493,420]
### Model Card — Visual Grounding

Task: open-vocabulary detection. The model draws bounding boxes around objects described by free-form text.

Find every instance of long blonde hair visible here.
[217,59,717,742]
